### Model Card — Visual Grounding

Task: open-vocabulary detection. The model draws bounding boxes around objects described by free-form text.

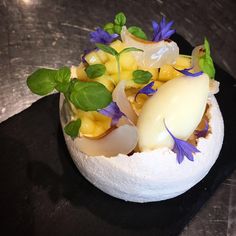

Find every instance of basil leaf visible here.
[70,81,112,111]
[27,68,57,95]
[85,64,106,79]
[128,26,147,40]
[55,83,70,93]
[114,24,122,34]
[104,22,115,34]
[55,67,70,83]
[114,12,126,26]
[133,70,152,84]
[119,47,143,55]
[64,119,81,138]
[96,43,118,56]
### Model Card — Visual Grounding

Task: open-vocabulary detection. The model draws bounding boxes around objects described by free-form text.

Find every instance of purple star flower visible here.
[152,17,176,42]
[90,27,118,44]
[98,101,125,126]
[174,67,203,77]
[164,121,200,164]
[135,81,157,101]
[195,120,209,138]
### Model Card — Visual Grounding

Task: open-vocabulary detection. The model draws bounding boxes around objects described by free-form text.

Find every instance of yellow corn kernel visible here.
[93,112,111,126]
[120,53,137,71]
[77,63,88,81]
[125,79,143,89]
[106,40,125,61]
[110,40,125,52]
[120,71,133,80]
[77,111,111,138]
[105,60,118,74]
[96,50,108,63]
[153,80,164,89]
[110,71,133,84]
[172,70,184,78]
[95,75,115,92]
[158,64,174,81]
[85,51,102,65]
[79,116,95,135]
[175,56,191,69]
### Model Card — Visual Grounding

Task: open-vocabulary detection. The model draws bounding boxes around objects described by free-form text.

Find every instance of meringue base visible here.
[60,95,224,203]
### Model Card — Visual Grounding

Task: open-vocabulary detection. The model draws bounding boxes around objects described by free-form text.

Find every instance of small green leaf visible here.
[56,67,71,83]
[64,119,81,138]
[85,64,106,79]
[55,83,70,93]
[199,38,215,79]
[114,24,122,34]
[128,26,147,40]
[114,12,126,26]
[199,56,215,78]
[96,43,118,57]
[119,47,143,56]
[104,22,115,34]
[70,81,112,111]
[133,70,152,84]
[27,68,57,95]
[203,37,211,55]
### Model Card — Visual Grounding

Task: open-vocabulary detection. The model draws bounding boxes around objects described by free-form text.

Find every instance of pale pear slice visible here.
[121,26,179,68]
[75,124,138,157]
[191,46,219,95]
[112,80,138,124]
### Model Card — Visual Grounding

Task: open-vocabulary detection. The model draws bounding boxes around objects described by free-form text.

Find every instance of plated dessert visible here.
[27,13,224,202]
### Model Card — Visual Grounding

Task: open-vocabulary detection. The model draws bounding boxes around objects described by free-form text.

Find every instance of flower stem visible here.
[116,55,121,84]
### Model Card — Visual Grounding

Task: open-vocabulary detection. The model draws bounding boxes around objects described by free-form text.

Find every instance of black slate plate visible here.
[0,35,236,236]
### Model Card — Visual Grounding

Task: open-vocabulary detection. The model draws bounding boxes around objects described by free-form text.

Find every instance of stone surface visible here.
[0,0,235,235]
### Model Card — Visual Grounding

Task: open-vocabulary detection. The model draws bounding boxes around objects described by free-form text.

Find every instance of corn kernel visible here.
[175,56,191,69]
[77,63,88,81]
[110,71,133,85]
[79,116,95,135]
[105,60,118,74]
[159,64,174,81]
[120,53,137,71]
[153,80,164,89]
[95,75,115,92]
[110,40,125,52]
[85,51,102,65]
[97,50,108,63]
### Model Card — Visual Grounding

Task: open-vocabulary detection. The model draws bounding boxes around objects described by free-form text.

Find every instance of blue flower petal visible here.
[98,101,125,126]
[90,27,118,44]
[164,121,200,164]
[174,67,204,77]
[195,120,209,138]
[152,17,175,42]
[135,81,157,101]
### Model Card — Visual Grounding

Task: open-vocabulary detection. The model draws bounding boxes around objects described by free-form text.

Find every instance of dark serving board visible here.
[0,34,236,236]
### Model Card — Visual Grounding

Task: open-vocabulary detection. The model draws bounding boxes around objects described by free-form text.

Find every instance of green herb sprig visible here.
[199,38,215,79]
[64,119,81,138]
[133,70,152,84]
[104,12,147,39]
[96,43,143,82]
[27,67,112,137]
[85,64,106,79]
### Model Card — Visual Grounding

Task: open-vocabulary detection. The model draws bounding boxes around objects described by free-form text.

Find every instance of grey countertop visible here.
[0,0,235,235]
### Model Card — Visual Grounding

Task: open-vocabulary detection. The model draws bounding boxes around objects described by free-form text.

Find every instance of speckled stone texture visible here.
[0,0,235,235]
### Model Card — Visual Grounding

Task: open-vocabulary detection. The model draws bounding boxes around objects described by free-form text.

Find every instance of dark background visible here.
[0,0,235,235]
